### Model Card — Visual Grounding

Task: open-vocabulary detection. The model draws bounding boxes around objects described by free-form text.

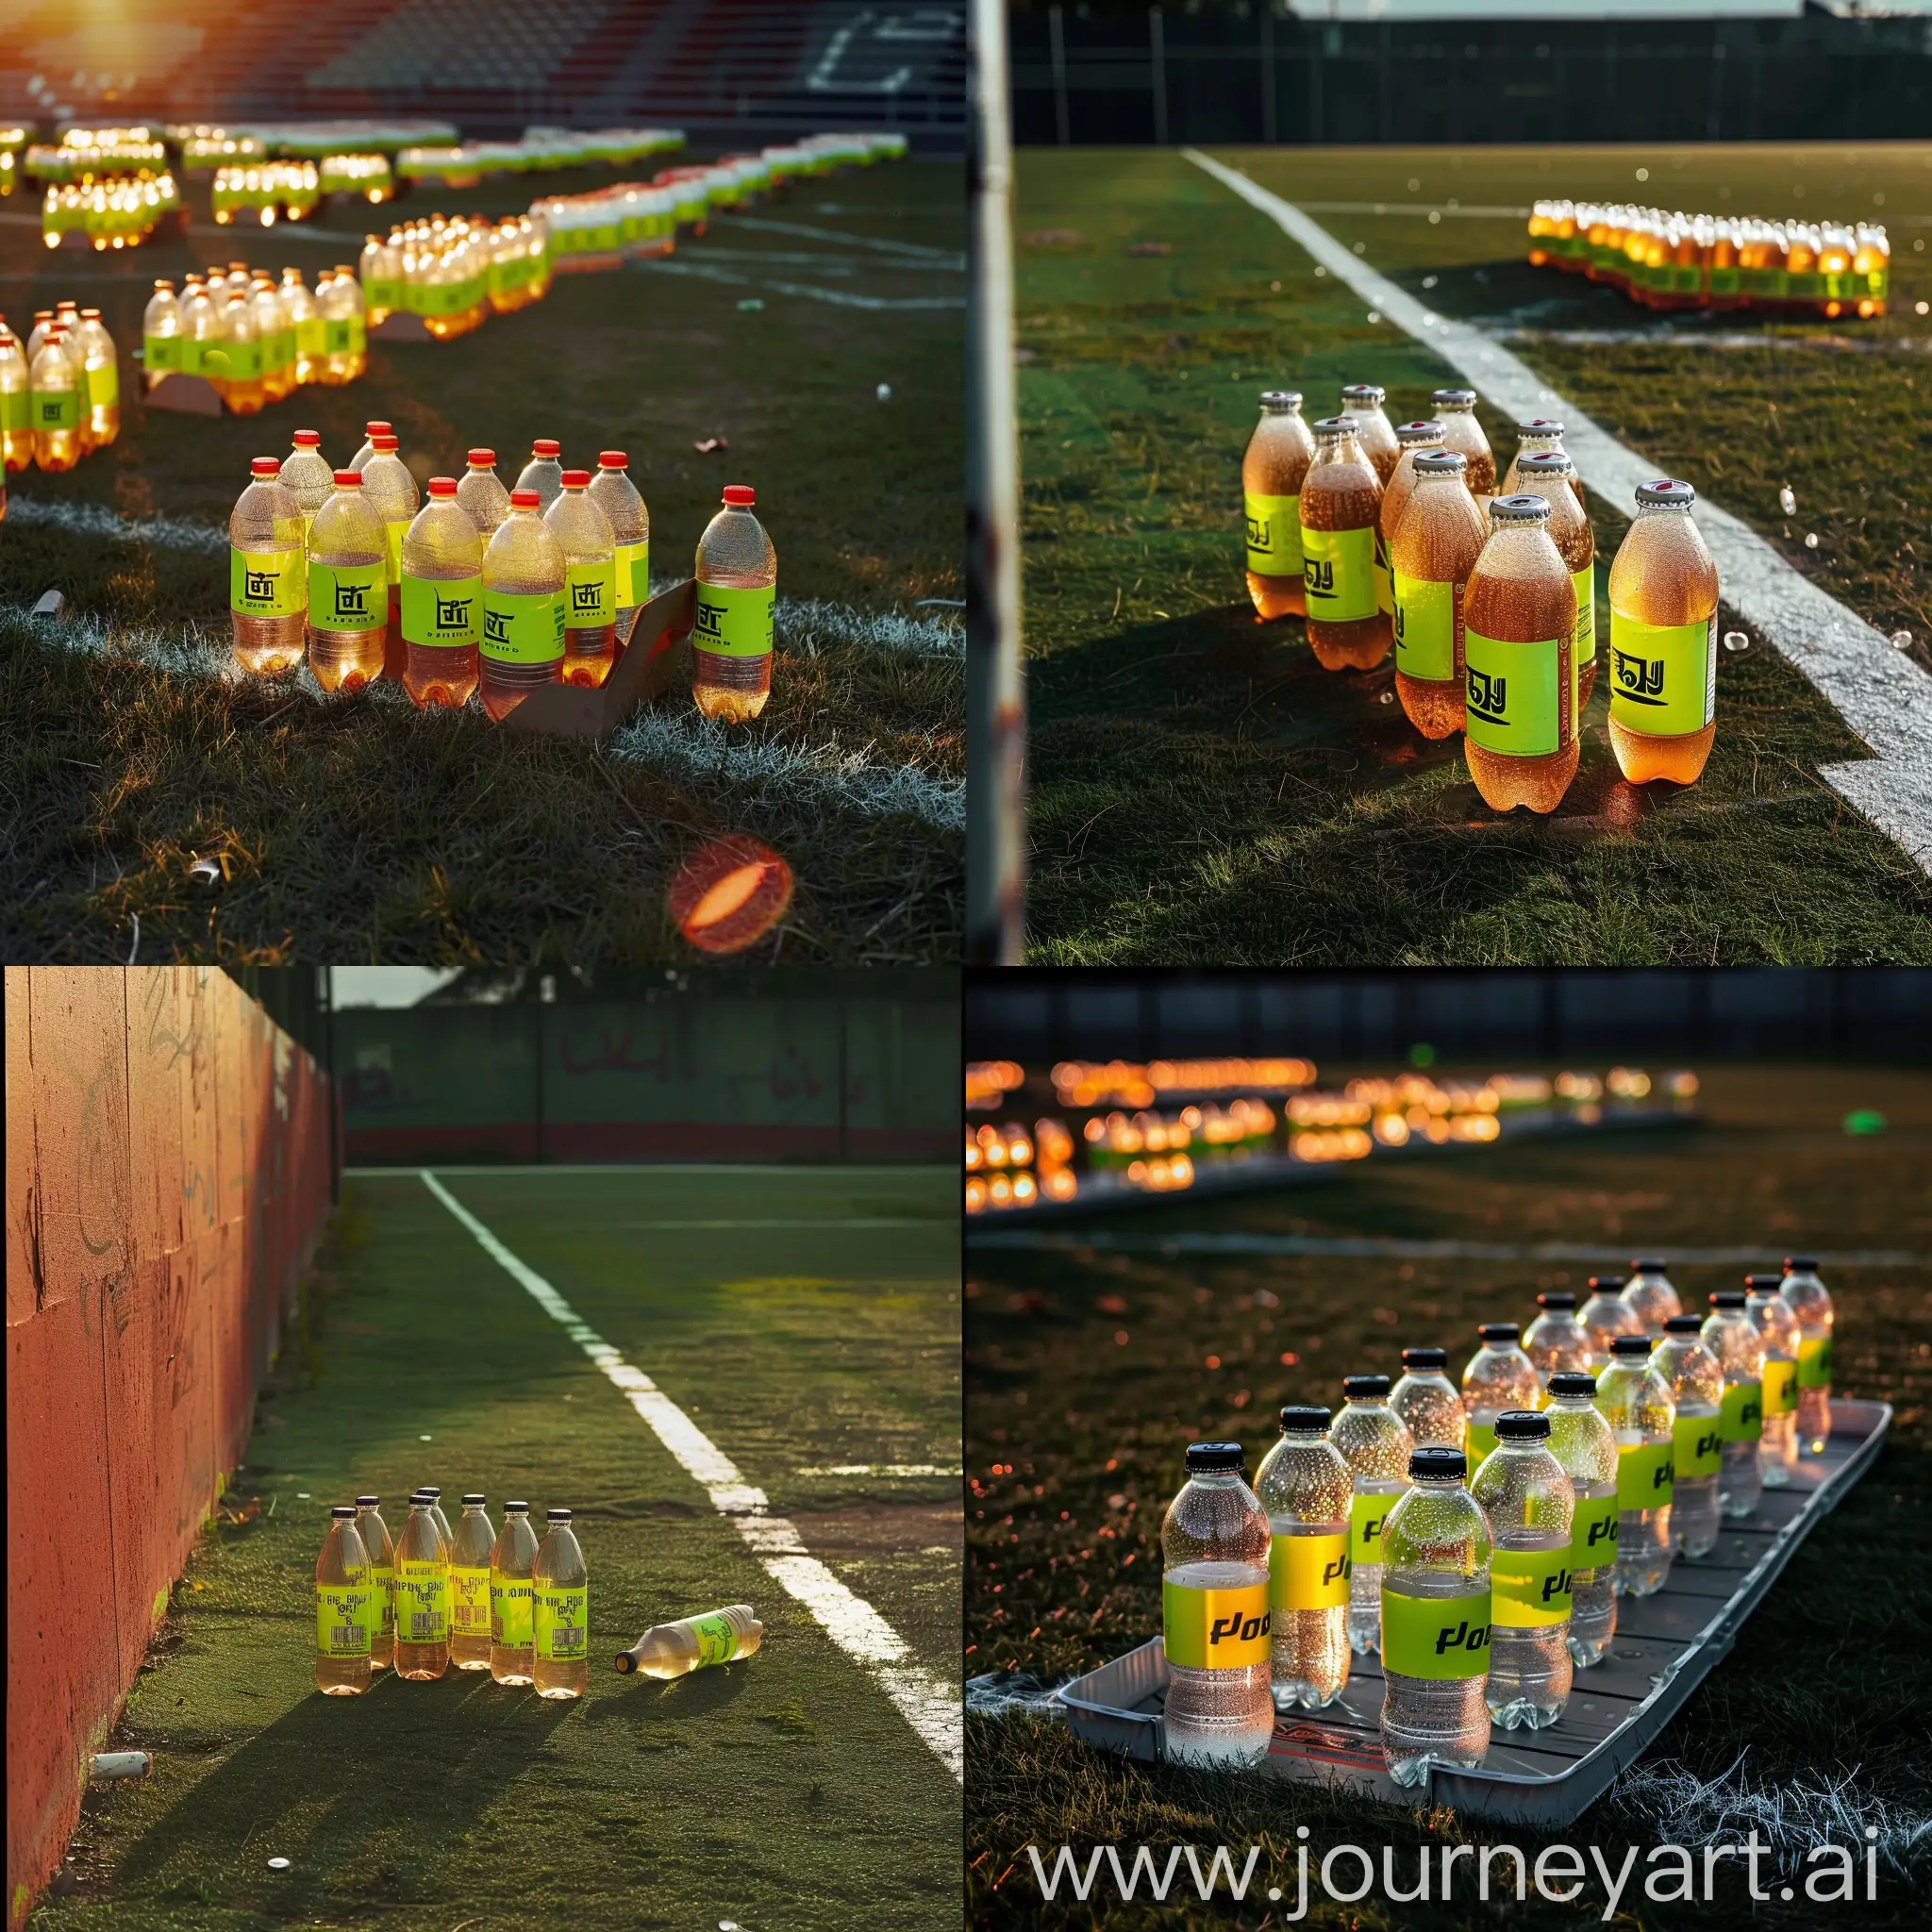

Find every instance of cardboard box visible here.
[503,576,695,738]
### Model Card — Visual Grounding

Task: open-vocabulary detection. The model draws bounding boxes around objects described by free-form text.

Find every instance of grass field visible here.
[36,1165,961,1931]
[1013,143,1932,964]
[1,158,963,965]
[964,1064,1932,1929]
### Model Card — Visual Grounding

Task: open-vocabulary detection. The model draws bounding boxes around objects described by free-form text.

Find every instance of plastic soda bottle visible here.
[515,438,564,510]
[1390,1345,1466,1452]
[29,329,82,472]
[1701,1291,1764,1519]
[490,1501,540,1686]
[360,233,398,325]
[1580,1275,1644,1363]
[279,429,334,544]
[229,457,308,675]
[75,308,119,446]
[25,310,54,363]
[1745,1274,1800,1486]
[1523,1291,1593,1390]
[1158,1443,1274,1767]
[360,430,419,634]
[1607,478,1719,785]
[1593,1333,1674,1596]
[1378,1445,1491,1787]
[1298,416,1390,670]
[1329,1374,1412,1657]
[617,1605,762,1678]
[458,447,513,539]
[1515,450,1596,708]
[349,420,391,474]
[1623,1257,1681,1329]
[480,488,566,721]
[1391,448,1484,741]
[1253,1407,1352,1710]
[1542,1374,1619,1668]
[1378,419,1445,571]
[418,1486,456,1554]
[1241,391,1313,621]
[1497,419,1569,500]
[1652,1315,1722,1557]
[1462,493,1578,814]
[394,1497,450,1679]
[546,469,618,687]
[1429,388,1495,504]
[1779,1255,1835,1453]
[314,1506,373,1696]
[0,321,27,475]
[1460,1322,1540,1467]
[218,291,266,414]
[280,269,322,385]
[179,275,224,389]
[693,483,777,723]
[318,268,361,384]
[337,264,368,378]
[1471,1411,1574,1729]
[251,277,295,405]
[1340,384,1399,615]
[449,1495,495,1671]
[589,450,651,646]
[401,476,483,709]
[306,471,390,693]
[354,1495,395,1671]
[533,1507,590,1700]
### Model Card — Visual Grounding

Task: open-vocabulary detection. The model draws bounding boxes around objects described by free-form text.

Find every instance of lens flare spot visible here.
[671,835,793,954]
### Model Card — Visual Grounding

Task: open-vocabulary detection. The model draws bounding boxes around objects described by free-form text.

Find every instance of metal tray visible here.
[1057,1399,1890,1826]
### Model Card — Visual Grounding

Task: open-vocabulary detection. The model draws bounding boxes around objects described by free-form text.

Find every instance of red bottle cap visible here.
[723,485,756,507]
[427,476,458,497]
[467,447,495,465]
[598,450,626,468]
[365,420,391,436]
[251,458,280,476]
[291,429,321,447]
[531,439,560,458]
[559,469,590,489]
[333,470,362,487]
[509,488,541,508]
[371,433,398,451]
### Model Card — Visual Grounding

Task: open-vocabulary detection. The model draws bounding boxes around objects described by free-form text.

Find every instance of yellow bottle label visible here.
[694,582,775,660]
[1373,525,1392,615]
[403,574,480,650]
[690,1610,741,1667]
[535,1584,588,1661]
[317,1582,373,1658]
[614,539,649,607]
[308,559,386,633]
[491,1574,533,1647]
[1573,565,1596,666]
[1379,1587,1491,1679]
[297,315,327,358]
[1674,1411,1723,1480]
[1349,1490,1398,1566]
[1161,1577,1271,1669]
[1465,1419,1498,1467]
[366,1560,394,1639]
[383,519,408,586]
[451,1565,491,1635]
[1301,525,1377,624]
[565,558,615,627]
[1797,1333,1833,1391]
[1491,1547,1573,1627]
[1463,629,1574,758]
[1243,491,1302,578]
[229,547,306,619]
[1617,1440,1674,1510]
[1391,572,1457,681]
[1608,611,1716,736]
[1720,1381,1763,1443]
[1762,1357,1798,1417]
[396,1559,448,1643]
[86,356,120,409]
[482,588,565,665]
[1268,1530,1350,1612]
[1567,1492,1620,1572]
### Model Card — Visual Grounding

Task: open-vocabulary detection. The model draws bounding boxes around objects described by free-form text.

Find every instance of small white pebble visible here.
[1890,629,1914,652]
[875,382,891,402]
[1805,533,1819,550]
[295,1492,310,1500]
[1367,310,1381,325]
[1378,691,1394,705]
[1353,242,1366,255]
[1422,275,1439,290]
[1428,211,1441,225]
[1314,265,1327,277]
[420,1434,432,1441]
[1778,485,1797,515]
[1723,631,1750,654]
[267,1857,291,1873]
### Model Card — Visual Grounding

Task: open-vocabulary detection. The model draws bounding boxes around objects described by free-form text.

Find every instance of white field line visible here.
[797,1464,961,1477]
[344,1162,951,1175]
[629,256,966,309]
[418,1170,962,1781]
[1185,148,1932,873]
[717,215,966,267]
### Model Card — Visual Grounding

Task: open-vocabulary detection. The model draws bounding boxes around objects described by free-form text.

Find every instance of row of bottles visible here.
[142,262,366,406]
[0,303,119,474]
[358,213,552,337]
[1242,388,1721,808]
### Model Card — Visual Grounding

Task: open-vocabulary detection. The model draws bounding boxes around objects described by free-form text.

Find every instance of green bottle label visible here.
[86,355,120,409]
[1373,525,1392,616]
[1721,1380,1763,1443]
[614,539,649,607]
[1,386,30,432]
[1464,628,1574,758]
[225,338,264,381]
[297,315,327,358]
[1243,491,1303,577]
[1568,1491,1620,1572]
[348,314,367,354]
[317,1582,373,1658]
[366,276,400,309]
[1349,1489,1398,1565]
[270,327,295,373]
[1268,1529,1351,1611]
[693,582,775,659]
[1797,1333,1832,1391]
[482,588,565,664]
[1491,1546,1573,1627]
[1302,524,1377,624]
[180,335,207,377]
[325,317,353,356]
[1573,565,1596,665]
[1762,1357,1798,1416]
[1465,1419,1498,1468]
[1379,1586,1491,1679]
[565,558,615,627]
[383,519,409,586]
[491,1575,533,1647]
[396,1559,448,1643]
[308,559,387,633]
[535,1584,588,1661]
[690,1610,741,1668]
[1608,612,1716,736]
[1161,1576,1271,1670]
[1617,1439,1674,1510]
[1673,1411,1723,1481]
[450,1564,491,1636]
[1391,572,1457,681]
[229,547,306,619]
[143,333,181,376]
[367,1560,395,1640]
[1708,266,1741,296]
[402,573,481,650]
[34,388,80,431]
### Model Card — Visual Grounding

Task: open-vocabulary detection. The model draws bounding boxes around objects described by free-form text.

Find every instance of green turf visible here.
[0,159,963,964]
[964,1064,1932,1928]
[1011,144,1932,964]
[38,1166,961,1931]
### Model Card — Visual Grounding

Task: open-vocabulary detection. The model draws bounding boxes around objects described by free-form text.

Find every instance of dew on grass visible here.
[1805,533,1819,549]
[1353,242,1366,255]
[1917,301,1929,316]
[1890,630,1914,652]
[1422,275,1439,289]
[1779,485,1796,515]
[1407,178,1420,192]
[1314,265,1328,277]
[1377,691,1394,704]
[1270,279,1281,291]
[1636,167,1650,182]
[1428,211,1441,225]
[1367,310,1381,325]
[267,1857,291,1873]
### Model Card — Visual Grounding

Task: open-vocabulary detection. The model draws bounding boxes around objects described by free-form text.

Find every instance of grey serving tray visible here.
[1056,1399,1890,1826]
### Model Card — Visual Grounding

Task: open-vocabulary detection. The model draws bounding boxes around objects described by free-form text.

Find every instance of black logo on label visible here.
[1208,1608,1273,1647]
[1540,1566,1574,1605]
[1737,1397,1761,1429]
[331,577,372,623]
[1653,1457,1674,1492]
[244,567,277,602]
[39,398,66,425]
[1305,559,1336,597]
[1613,649,1667,705]
[1586,1514,1620,1550]
[436,593,472,631]
[1324,1555,1352,1589]
[1468,667,1508,722]
[1392,605,1407,642]
[569,577,605,616]
[1360,1512,1387,1548]
[695,602,724,640]
[484,608,511,646]
[1245,511,1269,551]
[1434,1618,1491,1657]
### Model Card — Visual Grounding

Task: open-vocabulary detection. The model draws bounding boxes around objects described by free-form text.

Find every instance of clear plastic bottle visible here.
[279,429,334,543]
[306,470,390,693]
[360,431,419,633]
[546,468,618,687]
[515,437,564,510]
[219,291,266,415]
[1523,1291,1593,1390]
[589,449,651,646]
[450,1495,496,1671]
[1780,1254,1836,1453]
[401,476,484,709]
[1746,1273,1800,1486]
[1391,1345,1466,1452]
[418,1486,456,1555]
[251,277,295,405]
[1471,1411,1574,1729]
[1623,1257,1682,1330]
[354,1495,395,1672]
[1594,1334,1674,1595]
[1701,1291,1765,1520]
[533,1507,589,1700]
[490,1500,540,1686]
[280,268,322,386]
[1430,387,1496,504]
[141,281,182,391]
[76,308,119,446]
[29,330,82,473]
[1652,1316,1723,1557]
[359,233,399,326]
[229,457,308,675]
[458,446,513,540]
[394,1496,450,1679]
[1298,416,1391,671]
[320,266,365,384]
[693,484,777,724]
[25,310,55,364]
[1,319,29,475]
[480,487,566,721]
[181,275,225,391]
[1158,1442,1274,1769]
[1391,448,1484,741]
[349,419,391,475]
[1542,1374,1619,1667]
[1580,1275,1644,1363]
[617,1604,763,1678]
[1498,418,1571,501]
[1379,1445,1491,1788]
[314,1506,373,1696]
[1253,1407,1352,1710]
[1516,450,1596,708]
[1241,391,1314,621]
[1329,1374,1411,1657]
[1460,1322,1540,1471]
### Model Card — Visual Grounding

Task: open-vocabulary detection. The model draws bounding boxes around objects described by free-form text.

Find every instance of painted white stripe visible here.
[417,1169,962,1780]
[796,1464,963,1477]
[1185,148,1932,872]
[346,1163,949,1176]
